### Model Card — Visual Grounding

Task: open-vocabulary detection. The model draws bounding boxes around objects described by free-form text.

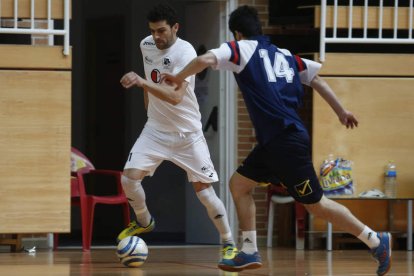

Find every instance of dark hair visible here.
[147,4,178,27]
[229,5,262,38]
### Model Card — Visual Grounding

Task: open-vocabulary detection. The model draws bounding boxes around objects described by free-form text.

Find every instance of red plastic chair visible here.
[54,147,130,251]
[266,184,307,249]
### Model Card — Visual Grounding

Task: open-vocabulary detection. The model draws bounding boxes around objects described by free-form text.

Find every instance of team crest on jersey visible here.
[144,56,153,65]
[163,57,171,69]
[151,69,161,83]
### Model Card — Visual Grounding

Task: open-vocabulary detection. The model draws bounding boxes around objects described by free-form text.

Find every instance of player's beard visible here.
[155,34,176,50]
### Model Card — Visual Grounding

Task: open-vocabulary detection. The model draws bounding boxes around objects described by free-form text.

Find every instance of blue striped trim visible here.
[117,236,139,255]
[130,253,148,257]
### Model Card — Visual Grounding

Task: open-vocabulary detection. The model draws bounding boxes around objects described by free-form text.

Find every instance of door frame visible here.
[182,0,239,240]
[219,0,238,240]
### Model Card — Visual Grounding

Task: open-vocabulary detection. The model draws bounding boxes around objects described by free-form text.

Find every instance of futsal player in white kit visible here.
[117,4,237,266]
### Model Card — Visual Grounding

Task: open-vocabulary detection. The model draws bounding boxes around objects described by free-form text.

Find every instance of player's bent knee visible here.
[229,174,254,196]
[192,182,210,193]
[196,185,221,209]
[196,186,226,217]
[121,175,138,186]
[123,168,147,181]
[229,174,241,190]
[303,202,321,216]
[196,186,218,206]
[303,196,329,217]
[229,179,240,195]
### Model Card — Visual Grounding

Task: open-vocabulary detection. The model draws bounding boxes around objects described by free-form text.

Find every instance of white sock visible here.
[196,186,235,246]
[357,226,380,249]
[121,175,151,227]
[241,231,257,254]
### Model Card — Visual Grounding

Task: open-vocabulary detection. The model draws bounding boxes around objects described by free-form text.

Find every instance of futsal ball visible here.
[117,236,148,267]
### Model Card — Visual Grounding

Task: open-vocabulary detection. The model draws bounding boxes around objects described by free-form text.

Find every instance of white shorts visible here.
[124,125,218,183]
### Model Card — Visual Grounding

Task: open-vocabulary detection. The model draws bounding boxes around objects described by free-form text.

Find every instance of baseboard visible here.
[21,234,53,249]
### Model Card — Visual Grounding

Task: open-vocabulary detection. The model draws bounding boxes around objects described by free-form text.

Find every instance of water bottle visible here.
[384,161,397,198]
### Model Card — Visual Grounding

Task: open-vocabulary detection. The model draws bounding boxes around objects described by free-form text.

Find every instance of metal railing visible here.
[0,0,70,55]
[320,0,414,61]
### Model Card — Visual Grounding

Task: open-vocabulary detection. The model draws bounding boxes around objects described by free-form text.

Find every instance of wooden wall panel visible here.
[0,0,71,19]
[311,200,409,232]
[316,53,414,77]
[315,6,413,29]
[313,77,414,197]
[0,45,71,70]
[0,70,71,233]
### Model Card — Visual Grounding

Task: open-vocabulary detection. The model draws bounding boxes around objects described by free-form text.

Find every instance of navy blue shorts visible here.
[236,128,323,204]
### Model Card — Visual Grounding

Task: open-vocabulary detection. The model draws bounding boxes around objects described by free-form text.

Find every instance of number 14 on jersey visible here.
[259,49,294,83]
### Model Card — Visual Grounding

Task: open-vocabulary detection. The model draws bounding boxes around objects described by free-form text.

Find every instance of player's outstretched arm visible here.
[162,51,218,89]
[120,71,186,105]
[310,75,359,129]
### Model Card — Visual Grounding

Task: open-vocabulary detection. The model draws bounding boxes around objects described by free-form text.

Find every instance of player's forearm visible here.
[176,58,208,81]
[141,79,183,105]
[176,52,217,82]
[310,75,346,117]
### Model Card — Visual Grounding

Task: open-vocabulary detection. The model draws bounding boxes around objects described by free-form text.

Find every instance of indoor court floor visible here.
[0,246,413,275]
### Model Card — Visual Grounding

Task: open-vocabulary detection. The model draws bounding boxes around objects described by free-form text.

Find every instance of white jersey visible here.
[140,36,202,132]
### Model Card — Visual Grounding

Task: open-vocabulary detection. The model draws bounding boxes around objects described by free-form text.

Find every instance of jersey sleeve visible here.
[294,56,322,86]
[209,42,244,73]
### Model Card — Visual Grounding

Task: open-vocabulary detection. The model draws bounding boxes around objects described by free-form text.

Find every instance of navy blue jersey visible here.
[210,36,321,145]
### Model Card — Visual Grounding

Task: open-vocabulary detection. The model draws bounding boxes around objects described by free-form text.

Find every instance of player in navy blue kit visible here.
[163,5,391,275]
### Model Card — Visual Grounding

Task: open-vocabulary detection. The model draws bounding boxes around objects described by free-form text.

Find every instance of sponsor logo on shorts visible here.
[295,179,312,197]
[201,165,215,178]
